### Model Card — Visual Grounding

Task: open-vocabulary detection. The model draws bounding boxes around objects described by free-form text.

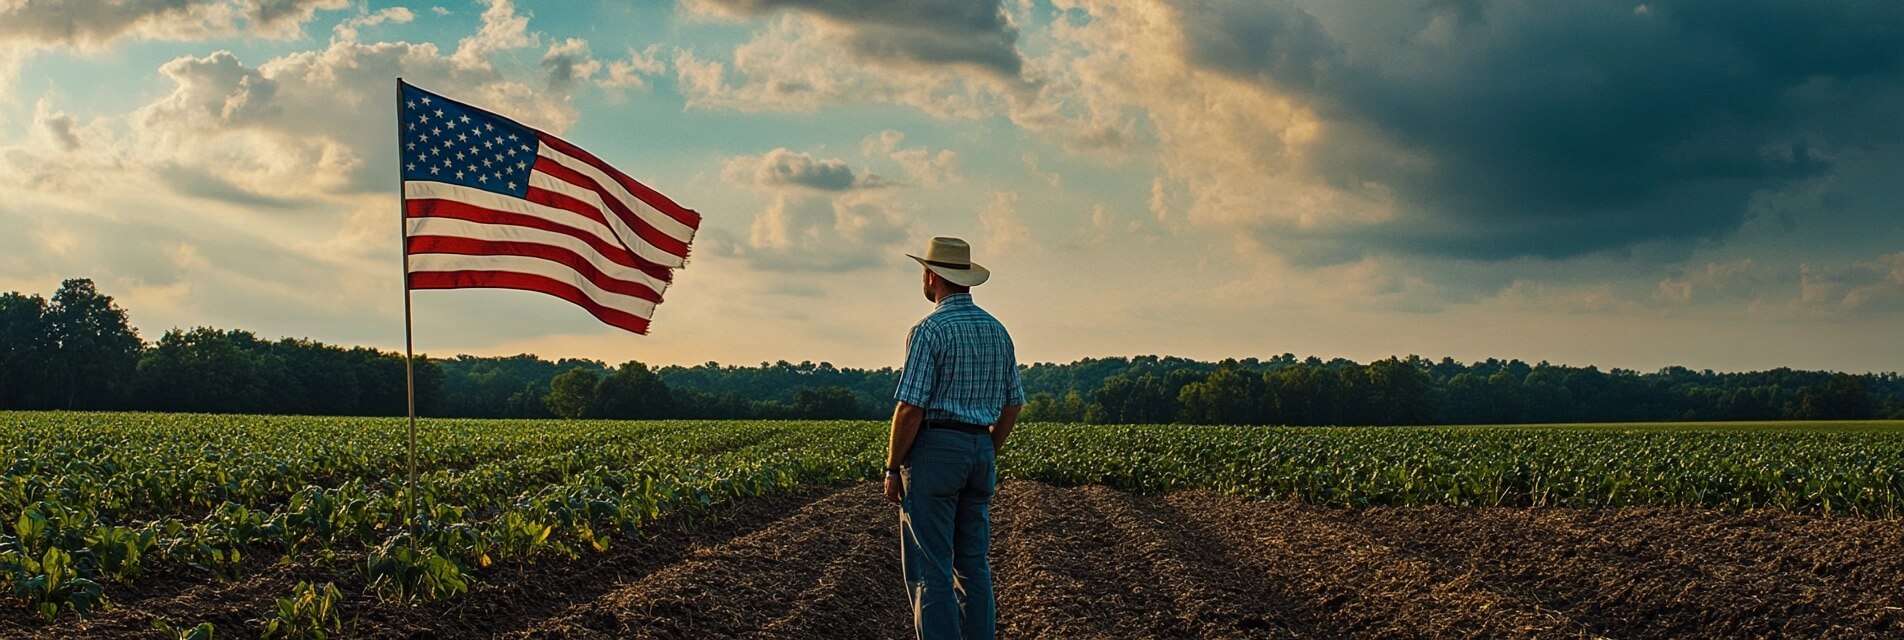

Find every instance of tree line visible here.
[2,279,1900,423]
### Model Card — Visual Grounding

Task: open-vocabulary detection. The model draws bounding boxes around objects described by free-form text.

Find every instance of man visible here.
[885,236,1024,640]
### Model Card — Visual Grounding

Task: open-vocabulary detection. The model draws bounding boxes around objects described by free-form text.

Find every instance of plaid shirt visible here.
[894,293,1026,425]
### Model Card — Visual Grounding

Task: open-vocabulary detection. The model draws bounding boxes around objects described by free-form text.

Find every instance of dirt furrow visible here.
[1344,505,1904,638]
[1158,492,1592,639]
[989,481,1191,639]
[510,482,906,639]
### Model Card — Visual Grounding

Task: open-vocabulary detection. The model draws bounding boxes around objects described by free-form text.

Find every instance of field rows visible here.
[2,413,1902,635]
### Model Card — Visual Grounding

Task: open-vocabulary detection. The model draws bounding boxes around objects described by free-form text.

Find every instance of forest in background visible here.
[4,279,1901,424]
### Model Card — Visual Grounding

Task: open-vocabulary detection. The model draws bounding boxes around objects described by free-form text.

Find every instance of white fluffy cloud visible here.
[600,45,667,90]
[712,148,912,272]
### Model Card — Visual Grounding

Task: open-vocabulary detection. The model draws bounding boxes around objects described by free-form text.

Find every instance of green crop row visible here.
[2,412,1901,628]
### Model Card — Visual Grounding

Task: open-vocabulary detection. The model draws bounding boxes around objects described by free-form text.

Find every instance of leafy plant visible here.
[255,581,342,640]
[363,540,468,602]
[8,547,106,620]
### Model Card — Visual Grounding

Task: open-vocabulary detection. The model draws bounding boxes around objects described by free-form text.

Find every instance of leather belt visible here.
[924,420,989,435]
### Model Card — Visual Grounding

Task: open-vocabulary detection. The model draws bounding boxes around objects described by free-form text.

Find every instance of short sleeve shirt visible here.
[893,293,1025,425]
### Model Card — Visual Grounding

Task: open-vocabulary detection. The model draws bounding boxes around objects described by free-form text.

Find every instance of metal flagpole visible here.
[397,77,420,550]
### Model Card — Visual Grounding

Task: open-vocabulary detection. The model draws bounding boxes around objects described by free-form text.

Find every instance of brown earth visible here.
[6,481,1904,639]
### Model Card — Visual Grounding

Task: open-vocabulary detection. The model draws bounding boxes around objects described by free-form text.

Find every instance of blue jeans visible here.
[900,427,997,640]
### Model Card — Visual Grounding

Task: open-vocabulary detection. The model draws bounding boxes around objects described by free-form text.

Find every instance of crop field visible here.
[3,412,1904,638]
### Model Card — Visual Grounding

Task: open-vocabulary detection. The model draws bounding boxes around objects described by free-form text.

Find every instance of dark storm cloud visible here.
[697,0,1026,80]
[1175,0,1904,260]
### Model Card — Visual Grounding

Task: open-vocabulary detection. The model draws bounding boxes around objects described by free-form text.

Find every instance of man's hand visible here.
[884,472,904,504]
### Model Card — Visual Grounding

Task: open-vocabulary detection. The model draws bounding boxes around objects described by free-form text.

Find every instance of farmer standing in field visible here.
[885,236,1024,640]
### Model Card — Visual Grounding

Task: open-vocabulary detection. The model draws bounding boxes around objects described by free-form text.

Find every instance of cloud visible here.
[32,99,80,151]
[1801,253,1904,314]
[1043,0,1904,266]
[674,15,1014,117]
[154,162,302,209]
[1656,260,1771,305]
[859,130,960,186]
[541,37,601,90]
[713,148,914,272]
[113,36,580,199]
[979,192,1029,251]
[689,0,1027,81]
[600,45,666,90]
[1023,153,1062,188]
[0,0,347,48]
[724,148,893,191]
[453,0,537,67]
[332,6,413,43]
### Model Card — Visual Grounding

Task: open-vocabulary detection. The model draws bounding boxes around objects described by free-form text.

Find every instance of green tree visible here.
[791,386,862,419]
[136,328,266,413]
[0,292,51,408]
[1797,373,1874,420]
[505,381,553,418]
[595,361,674,419]
[1177,359,1268,425]
[44,279,143,409]
[545,367,602,419]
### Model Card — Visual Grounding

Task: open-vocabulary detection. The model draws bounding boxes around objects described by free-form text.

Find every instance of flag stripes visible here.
[399,81,697,334]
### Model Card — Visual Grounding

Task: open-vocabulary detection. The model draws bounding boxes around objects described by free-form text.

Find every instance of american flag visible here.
[398,80,699,335]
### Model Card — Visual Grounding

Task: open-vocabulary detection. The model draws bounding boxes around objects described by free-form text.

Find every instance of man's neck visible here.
[934,291,971,307]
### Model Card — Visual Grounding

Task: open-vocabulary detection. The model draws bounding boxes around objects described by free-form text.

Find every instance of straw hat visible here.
[907,236,991,287]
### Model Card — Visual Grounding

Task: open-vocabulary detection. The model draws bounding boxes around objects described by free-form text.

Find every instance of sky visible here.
[1,0,1900,373]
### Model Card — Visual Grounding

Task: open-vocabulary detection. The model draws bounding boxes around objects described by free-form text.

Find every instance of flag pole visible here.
[397,77,420,550]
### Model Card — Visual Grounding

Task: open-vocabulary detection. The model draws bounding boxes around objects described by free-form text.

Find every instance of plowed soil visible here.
[8,481,1904,639]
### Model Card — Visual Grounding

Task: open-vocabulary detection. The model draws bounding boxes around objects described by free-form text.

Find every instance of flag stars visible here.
[478,174,488,183]
[430,167,440,175]
[460,114,471,124]
[434,109,444,118]
[406,162,416,171]
[446,120,457,130]
[455,170,465,179]
[419,114,430,124]
[420,96,431,105]
[506,181,516,190]
[432,127,442,136]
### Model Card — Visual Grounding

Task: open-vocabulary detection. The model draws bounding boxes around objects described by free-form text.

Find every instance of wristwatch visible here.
[885,466,901,476]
